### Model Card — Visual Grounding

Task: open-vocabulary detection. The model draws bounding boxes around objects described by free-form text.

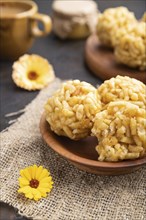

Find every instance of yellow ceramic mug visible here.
[0,0,52,60]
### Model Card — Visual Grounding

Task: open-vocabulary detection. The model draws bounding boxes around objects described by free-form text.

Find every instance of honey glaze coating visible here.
[92,101,146,162]
[114,22,146,70]
[45,80,101,140]
[96,7,136,47]
[98,76,146,109]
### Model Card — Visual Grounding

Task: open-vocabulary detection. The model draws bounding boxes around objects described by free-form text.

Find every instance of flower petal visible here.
[30,164,37,179]
[20,170,26,178]
[27,167,32,179]
[23,168,31,181]
[39,182,53,188]
[38,169,49,181]
[18,186,31,194]
[25,192,33,199]
[20,168,31,181]
[19,177,29,186]
[37,188,47,197]
[35,166,43,180]
[39,176,52,183]
[38,187,51,194]
[32,188,42,201]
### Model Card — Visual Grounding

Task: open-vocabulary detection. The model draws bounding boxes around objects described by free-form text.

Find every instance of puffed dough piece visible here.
[45,80,102,140]
[92,101,146,162]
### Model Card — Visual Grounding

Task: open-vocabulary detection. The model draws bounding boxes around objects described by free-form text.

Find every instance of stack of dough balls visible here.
[96,7,136,48]
[45,80,101,140]
[92,76,146,162]
[92,101,146,162]
[45,76,146,162]
[96,7,146,70]
[114,22,146,70]
[98,75,146,109]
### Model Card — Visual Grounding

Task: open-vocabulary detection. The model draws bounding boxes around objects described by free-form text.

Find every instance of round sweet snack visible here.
[45,80,102,140]
[96,7,136,48]
[52,0,99,39]
[92,101,146,162]
[98,76,146,109]
[112,21,139,47]
[114,22,146,70]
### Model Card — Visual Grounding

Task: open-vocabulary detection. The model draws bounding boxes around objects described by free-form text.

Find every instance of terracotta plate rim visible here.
[40,113,146,169]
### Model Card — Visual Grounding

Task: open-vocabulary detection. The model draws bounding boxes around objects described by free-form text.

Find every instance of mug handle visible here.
[30,13,52,37]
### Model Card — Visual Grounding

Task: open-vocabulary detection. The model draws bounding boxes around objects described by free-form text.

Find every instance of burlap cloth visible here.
[0,78,145,220]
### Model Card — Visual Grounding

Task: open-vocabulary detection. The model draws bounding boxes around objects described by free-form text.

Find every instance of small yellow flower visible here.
[18,165,54,201]
[12,54,55,91]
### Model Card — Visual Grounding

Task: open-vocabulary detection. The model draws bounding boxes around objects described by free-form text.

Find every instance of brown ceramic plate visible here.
[85,34,146,83]
[40,113,146,175]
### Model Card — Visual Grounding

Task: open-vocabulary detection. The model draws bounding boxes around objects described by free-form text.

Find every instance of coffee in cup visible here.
[0,0,52,60]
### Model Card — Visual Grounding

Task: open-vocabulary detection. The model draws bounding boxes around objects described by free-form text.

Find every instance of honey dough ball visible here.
[45,80,102,140]
[114,22,146,70]
[112,21,138,47]
[92,101,146,162]
[52,0,99,39]
[98,76,146,109]
[96,7,136,47]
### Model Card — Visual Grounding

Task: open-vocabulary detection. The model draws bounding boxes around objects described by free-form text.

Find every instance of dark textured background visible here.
[0,0,145,219]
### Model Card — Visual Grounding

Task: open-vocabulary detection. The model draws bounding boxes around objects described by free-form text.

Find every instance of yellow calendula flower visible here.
[18,165,54,201]
[12,54,55,91]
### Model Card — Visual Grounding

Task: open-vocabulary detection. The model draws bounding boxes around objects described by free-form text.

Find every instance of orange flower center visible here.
[28,71,38,80]
[29,179,39,188]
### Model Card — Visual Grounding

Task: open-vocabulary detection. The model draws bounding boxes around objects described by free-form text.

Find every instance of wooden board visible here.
[85,34,146,83]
